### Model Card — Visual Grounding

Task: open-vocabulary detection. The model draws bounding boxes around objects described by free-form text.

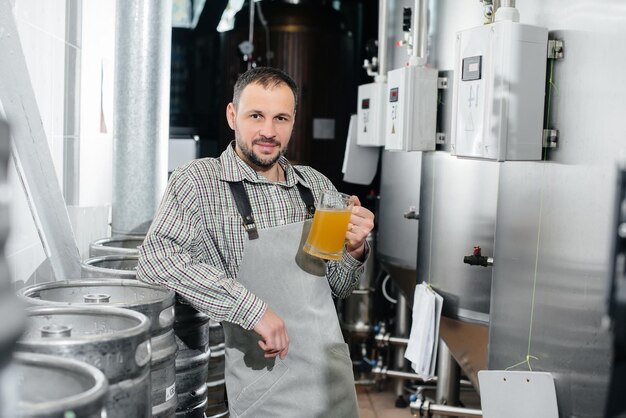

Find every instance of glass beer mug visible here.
[303,190,354,260]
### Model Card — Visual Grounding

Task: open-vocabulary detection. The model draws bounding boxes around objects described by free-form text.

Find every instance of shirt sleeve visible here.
[136,168,266,330]
[326,242,369,298]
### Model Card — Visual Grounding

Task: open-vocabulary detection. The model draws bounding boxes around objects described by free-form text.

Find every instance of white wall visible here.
[70,0,116,258]
[4,0,116,287]
[5,0,67,287]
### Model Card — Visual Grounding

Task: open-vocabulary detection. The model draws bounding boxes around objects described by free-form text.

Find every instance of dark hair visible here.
[232,67,298,110]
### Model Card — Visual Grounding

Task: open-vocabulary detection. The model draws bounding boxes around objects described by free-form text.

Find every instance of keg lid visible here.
[20,305,151,343]
[17,279,174,308]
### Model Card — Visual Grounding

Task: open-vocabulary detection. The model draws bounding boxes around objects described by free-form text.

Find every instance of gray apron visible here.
[222,180,359,418]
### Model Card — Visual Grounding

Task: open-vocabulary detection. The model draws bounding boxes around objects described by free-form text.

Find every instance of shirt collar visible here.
[219,141,300,187]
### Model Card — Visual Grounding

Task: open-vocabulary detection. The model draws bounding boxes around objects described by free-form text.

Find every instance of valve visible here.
[463,246,494,267]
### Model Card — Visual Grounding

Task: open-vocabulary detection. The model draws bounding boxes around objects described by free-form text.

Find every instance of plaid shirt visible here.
[137,143,366,330]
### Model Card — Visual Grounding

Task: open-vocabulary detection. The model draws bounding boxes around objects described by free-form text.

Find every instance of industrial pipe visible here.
[113,0,172,236]
[409,0,428,66]
[375,0,389,81]
[375,333,410,346]
[411,398,483,418]
[372,365,474,388]
[372,366,435,382]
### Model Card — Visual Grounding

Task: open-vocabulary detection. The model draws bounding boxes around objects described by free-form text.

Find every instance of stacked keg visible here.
[207,320,229,417]
[13,352,108,418]
[174,303,211,417]
[84,236,213,417]
[18,279,179,417]
[90,235,146,257]
[17,306,152,417]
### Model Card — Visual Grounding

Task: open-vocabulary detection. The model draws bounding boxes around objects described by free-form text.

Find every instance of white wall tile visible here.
[67,204,111,260]
[7,242,47,290]
[13,0,66,42]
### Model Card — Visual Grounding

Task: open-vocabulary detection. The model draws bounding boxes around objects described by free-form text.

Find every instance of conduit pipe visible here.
[411,398,483,418]
[113,0,172,236]
[409,0,428,66]
[375,0,389,82]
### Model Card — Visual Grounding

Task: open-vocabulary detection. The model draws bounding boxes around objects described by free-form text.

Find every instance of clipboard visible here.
[478,370,559,418]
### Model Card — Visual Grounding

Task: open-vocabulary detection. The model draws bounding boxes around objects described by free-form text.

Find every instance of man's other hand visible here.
[253,307,289,359]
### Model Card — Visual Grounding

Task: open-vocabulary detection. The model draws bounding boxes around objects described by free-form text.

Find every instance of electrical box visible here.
[384,65,438,152]
[450,21,548,161]
[356,82,386,147]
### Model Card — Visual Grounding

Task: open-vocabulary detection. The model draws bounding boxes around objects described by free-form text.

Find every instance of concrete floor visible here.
[356,382,482,418]
[357,385,414,418]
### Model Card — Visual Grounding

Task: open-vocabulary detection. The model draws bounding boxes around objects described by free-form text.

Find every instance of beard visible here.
[235,135,287,168]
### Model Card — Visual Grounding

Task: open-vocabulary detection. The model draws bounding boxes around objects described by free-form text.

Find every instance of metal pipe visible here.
[375,0,389,81]
[113,0,172,236]
[375,333,410,346]
[436,341,461,413]
[248,0,255,70]
[417,0,428,62]
[344,364,477,389]
[372,366,433,381]
[409,0,427,66]
[394,293,409,398]
[411,399,483,417]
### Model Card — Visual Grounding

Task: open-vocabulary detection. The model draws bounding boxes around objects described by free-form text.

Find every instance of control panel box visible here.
[384,65,438,152]
[450,21,548,161]
[357,82,387,147]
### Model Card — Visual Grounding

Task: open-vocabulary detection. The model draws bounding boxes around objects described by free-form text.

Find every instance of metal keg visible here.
[174,302,210,417]
[82,254,138,279]
[11,352,108,418]
[89,235,144,257]
[206,320,228,417]
[18,279,179,418]
[79,250,213,418]
[0,286,24,369]
[175,340,209,418]
[17,306,152,418]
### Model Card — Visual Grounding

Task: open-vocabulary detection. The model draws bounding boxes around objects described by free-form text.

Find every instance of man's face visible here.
[226,82,296,170]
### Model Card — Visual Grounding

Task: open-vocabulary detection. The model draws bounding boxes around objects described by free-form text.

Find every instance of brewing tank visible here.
[376,151,421,302]
[417,152,499,389]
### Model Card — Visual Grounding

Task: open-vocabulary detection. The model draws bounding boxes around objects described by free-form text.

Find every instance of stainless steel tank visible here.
[340,233,375,336]
[18,279,179,417]
[377,151,421,302]
[89,235,145,257]
[11,352,108,418]
[17,306,152,418]
[417,152,499,389]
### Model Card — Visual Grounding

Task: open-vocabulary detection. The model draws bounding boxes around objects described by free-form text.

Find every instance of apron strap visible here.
[227,181,259,240]
[292,167,316,216]
[227,167,316,241]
